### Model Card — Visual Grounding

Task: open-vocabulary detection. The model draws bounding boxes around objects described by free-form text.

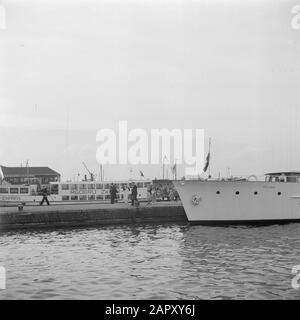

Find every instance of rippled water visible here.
[1,223,300,300]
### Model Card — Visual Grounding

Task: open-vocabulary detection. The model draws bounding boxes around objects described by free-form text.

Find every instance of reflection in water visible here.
[0,223,300,299]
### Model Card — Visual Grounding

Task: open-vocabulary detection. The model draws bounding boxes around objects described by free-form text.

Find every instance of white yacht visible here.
[173,172,300,224]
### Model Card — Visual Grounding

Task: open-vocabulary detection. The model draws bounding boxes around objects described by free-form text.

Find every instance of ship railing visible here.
[264,175,300,183]
[185,175,265,182]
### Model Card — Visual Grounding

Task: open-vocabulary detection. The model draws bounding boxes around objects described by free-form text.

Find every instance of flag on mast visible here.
[203,152,210,172]
[203,138,211,173]
[171,163,176,175]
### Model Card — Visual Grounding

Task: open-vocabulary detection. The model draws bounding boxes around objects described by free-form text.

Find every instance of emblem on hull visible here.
[191,195,201,205]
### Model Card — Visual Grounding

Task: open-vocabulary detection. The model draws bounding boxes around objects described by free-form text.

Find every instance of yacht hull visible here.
[173,180,300,224]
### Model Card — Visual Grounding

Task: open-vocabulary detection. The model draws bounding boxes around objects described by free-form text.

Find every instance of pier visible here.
[0,202,187,231]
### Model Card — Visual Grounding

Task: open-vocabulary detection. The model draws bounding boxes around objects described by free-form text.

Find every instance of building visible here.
[0,165,61,186]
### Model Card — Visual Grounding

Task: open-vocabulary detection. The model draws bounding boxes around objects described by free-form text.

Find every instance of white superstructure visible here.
[0,180,151,206]
[173,172,300,224]
[49,180,151,203]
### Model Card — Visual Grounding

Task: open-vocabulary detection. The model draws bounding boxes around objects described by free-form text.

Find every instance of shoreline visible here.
[0,202,187,232]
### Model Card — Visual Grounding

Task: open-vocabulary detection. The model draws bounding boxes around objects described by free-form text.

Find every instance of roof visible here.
[0,166,60,177]
[265,172,300,176]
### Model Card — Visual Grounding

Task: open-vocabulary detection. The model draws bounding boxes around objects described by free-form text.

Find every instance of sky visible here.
[0,0,300,181]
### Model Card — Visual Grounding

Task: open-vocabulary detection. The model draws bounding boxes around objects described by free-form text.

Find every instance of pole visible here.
[26,160,29,185]
[208,138,211,178]
[162,155,168,180]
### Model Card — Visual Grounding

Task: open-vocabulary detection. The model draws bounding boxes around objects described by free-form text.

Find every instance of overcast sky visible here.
[0,0,300,181]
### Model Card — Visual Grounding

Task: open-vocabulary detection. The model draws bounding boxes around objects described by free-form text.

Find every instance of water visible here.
[1,223,300,300]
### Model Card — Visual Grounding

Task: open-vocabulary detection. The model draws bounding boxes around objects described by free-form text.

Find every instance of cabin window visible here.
[88,195,95,200]
[137,182,143,188]
[79,195,87,201]
[96,184,103,189]
[62,196,70,201]
[0,188,9,194]
[71,195,78,201]
[96,195,103,200]
[104,184,110,190]
[144,182,151,188]
[62,184,69,190]
[88,184,95,190]
[105,195,111,200]
[287,177,297,183]
[10,188,19,194]
[70,184,77,190]
[50,184,59,195]
[79,184,86,190]
[20,188,29,194]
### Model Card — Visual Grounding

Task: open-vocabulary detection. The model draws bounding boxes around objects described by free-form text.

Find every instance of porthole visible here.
[235,191,240,195]
[278,192,282,196]
[216,191,220,194]
[254,191,258,195]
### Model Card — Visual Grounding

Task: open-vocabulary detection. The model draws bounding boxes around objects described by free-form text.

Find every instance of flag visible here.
[140,170,145,177]
[203,152,210,172]
[171,164,176,174]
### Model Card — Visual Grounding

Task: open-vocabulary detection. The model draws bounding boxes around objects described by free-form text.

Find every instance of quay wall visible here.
[0,203,188,231]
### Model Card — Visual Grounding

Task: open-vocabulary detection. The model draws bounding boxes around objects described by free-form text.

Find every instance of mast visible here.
[26,159,29,185]
[208,138,211,178]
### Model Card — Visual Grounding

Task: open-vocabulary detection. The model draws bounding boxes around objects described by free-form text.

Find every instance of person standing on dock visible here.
[123,185,130,204]
[110,184,117,204]
[146,183,154,205]
[40,187,50,206]
[131,184,138,206]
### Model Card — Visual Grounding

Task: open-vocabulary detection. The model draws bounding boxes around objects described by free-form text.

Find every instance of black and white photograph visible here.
[1,0,300,302]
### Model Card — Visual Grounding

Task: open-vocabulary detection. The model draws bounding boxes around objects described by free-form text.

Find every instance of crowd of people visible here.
[109,183,138,206]
[109,182,179,206]
[149,183,179,202]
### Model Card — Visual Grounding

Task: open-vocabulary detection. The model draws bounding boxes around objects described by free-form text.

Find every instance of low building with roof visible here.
[0,165,61,186]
